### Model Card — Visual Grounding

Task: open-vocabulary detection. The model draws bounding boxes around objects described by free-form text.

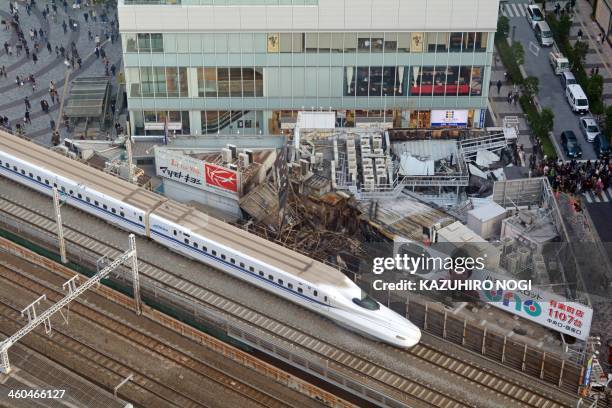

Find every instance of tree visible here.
[538,108,555,138]
[556,15,573,44]
[605,105,612,140]
[570,41,589,71]
[511,42,525,65]
[497,16,510,39]
[522,76,540,100]
[586,74,605,115]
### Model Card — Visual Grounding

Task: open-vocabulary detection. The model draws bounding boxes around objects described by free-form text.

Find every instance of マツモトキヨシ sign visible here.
[205,163,238,192]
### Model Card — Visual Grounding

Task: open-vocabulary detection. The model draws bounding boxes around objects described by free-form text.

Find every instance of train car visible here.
[0,131,421,347]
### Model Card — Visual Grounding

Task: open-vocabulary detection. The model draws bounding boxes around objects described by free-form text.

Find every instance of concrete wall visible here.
[119,0,500,33]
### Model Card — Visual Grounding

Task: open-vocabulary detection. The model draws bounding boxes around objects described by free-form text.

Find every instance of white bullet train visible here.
[0,131,421,347]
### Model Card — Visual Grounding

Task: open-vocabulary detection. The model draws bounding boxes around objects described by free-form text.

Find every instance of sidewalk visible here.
[488,50,535,169]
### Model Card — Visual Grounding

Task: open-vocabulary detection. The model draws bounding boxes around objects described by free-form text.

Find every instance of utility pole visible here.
[52,187,67,264]
[0,234,140,374]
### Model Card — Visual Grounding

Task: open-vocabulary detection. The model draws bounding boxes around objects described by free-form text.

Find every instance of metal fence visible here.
[375,292,584,394]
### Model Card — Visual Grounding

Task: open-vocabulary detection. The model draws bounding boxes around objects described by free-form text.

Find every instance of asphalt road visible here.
[504,0,597,160]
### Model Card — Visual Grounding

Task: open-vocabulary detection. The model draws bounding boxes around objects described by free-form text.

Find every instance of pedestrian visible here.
[76,57,82,69]
[62,20,67,34]
[49,119,55,130]
[555,2,560,16]
[24,110,31,124]
[60,45,65,57]
[15,75,20,86]
[83,12,88,23]
[47,42,52,54]
[110,64,116,76]
[95,35,100,46]
[590,67,595,76]
[513,92,519,105]
[496,79,502,94]
[94,46,100,59]
[577,29,583,42]
[507,91,513,104]
[24,97,31,110]
[88,30,93,41]
[100,48,106,59]
[595,67,600,76]
[597,32,603,45]
[32,52,37,64]
[38,28,44,40]
[40,99,46,112]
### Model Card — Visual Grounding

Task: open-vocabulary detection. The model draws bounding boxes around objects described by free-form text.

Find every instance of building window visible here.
[345,66,404,97]
[408,65,482,96]
[130,33,164,53]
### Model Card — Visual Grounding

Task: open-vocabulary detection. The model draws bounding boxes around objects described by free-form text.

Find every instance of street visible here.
[502,0,597,160]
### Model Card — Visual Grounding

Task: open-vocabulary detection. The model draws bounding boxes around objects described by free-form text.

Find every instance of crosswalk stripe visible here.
[516,3,526,17]
[594,194,601,203]
[504,5,513,18]
[607,187,612,197]
[584,192,593,203]
[602,193,610,203]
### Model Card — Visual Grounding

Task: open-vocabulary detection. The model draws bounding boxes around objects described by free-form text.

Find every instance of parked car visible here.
[560,71,577,89]
[561,130,583,158]
[593,133,610,158]
[535,21,554,47]
[566,84,590,115]
[579,117,600,142]
[526,4,544,29]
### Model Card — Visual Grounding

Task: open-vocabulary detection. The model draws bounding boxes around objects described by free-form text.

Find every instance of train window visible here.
[28,173,33,178]
[278,279,283,285]
[352,292,380,311]
[230,258,235,264]
[111,208,116,214]
[249,266,255,272]
[0,160,2,165]
[45,179,49,185]
[21,170,25,175]
[202,246,207,252]
[221,254,226,260]
[120,211,125,217]
[240,262,245,268]
[62,186,66,192]
[13,166,17,171]
[288,283,293,289]
[53,183,57,188]
[184,238,189,244]
[184,233,190,238]
[173,230,177,236]
[314,290,318,297]
[139,215,143,221]
[212,250,217,256]
[259,271,264,277]
[193,242,198,249]
[77,193,82,199]
[4,162,8,167]
[298,288,303,294]
[324,296,328,302]
[69,190,73,195]
[36,176,41,181]
[94,200,99,206]
[103,204,107,210]
[86,197,91,203]
[268,275,273,280]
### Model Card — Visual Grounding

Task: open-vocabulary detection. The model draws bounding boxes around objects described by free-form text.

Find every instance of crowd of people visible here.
[1,0,120,139]
[533,157,611,198]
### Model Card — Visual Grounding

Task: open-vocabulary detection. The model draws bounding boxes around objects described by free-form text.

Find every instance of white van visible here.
[566,84,589,115]
[535,21,554,47]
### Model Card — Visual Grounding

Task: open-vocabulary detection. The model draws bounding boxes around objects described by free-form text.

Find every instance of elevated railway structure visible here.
[0,129,593,408]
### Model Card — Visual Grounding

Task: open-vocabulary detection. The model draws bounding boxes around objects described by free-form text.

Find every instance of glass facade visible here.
[123,30,493,134]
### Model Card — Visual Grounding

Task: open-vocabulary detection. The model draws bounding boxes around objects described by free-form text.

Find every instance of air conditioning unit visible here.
[227,144,237,159]
[239,152,250,168]
[300,159,310,176]
[228,163,238,171]
[315,152,323,166]
[221,148,232,164]
[245,149,254,164]
[373,148,383,155]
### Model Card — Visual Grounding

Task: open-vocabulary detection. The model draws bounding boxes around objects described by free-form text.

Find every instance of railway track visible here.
[0,262,297,408]
[0,182,580,408]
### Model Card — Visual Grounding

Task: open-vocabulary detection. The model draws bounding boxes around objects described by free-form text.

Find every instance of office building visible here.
[118,0,499,137]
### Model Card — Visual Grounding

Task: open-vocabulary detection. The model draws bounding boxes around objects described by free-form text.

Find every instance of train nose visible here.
[395,330,421,348]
